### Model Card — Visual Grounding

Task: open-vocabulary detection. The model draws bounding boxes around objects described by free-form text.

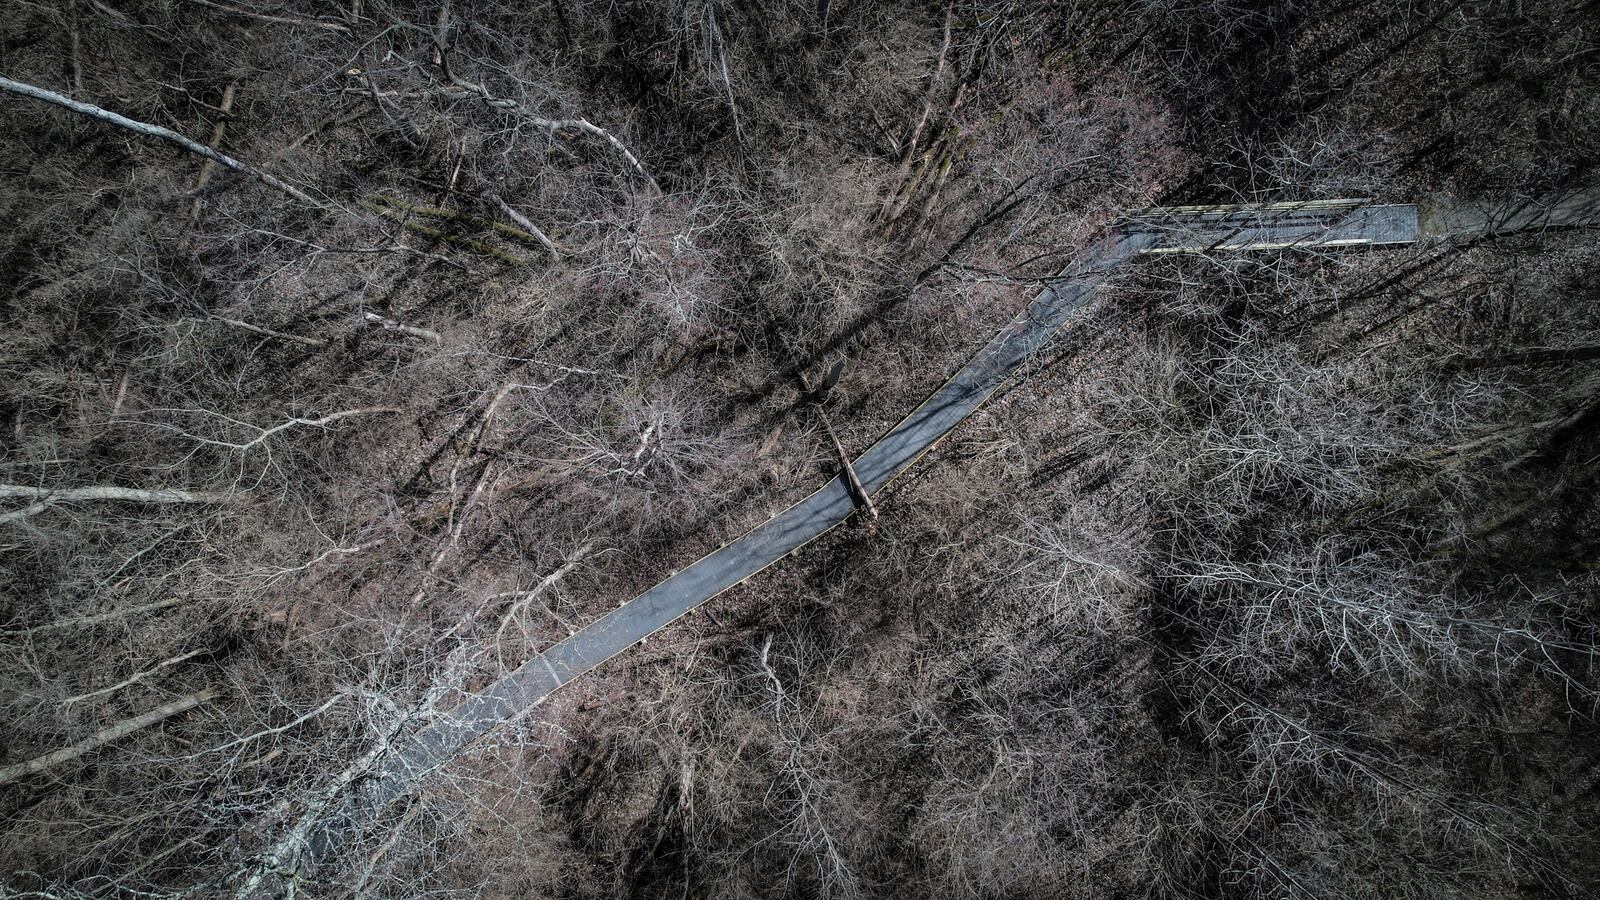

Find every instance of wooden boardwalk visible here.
[274,190,1599,889]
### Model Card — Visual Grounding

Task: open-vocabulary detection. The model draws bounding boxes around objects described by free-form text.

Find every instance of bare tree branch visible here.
[0,75,321,206]
[363,312,442,342]
[189,80,238,221]
[158,406,401,452]
[206,314,330,348]
[487,192,563,260]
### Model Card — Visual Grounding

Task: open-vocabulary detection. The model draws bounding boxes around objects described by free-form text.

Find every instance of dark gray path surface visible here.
[1127,199,1419,251]
[296,192,1599,875]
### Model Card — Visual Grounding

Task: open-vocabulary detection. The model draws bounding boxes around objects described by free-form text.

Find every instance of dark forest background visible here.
[2,0,1599,896]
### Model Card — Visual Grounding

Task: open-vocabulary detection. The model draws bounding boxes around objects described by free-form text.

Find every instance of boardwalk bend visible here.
[275,190,1598,884]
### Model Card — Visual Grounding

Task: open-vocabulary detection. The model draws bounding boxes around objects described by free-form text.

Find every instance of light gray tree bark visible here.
[0,75,321,206]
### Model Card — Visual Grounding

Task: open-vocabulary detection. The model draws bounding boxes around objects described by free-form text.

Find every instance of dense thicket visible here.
[1,1,1597,897]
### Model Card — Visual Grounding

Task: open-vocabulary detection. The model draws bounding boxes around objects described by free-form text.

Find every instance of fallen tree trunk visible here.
[0,484,231,524]
[488,192,564,260]
[0,686,222,785]
[189,80,238,221]
[6,597,188,636]
[0,484,232,504]
[0,75,320,207]
[817,407,878,525]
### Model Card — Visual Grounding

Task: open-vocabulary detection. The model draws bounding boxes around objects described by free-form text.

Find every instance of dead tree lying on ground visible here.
[0,75,320,205]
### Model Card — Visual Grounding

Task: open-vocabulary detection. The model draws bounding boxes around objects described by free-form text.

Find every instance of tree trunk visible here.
[0,75,320,206]
[0,686,222,785]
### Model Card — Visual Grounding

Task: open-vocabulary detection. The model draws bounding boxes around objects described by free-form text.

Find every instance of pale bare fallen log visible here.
[0,75,320,206]
[61,647,210,705]
[0,483,229,524]
[0,500,53,525]
[207,314,330,348]
[6,597,187,636]
[0,483,232,506]
[0,686,222,785]
[818,407,878,526]
[0,484,231,504]
[67,0,84,94]
[363,312,442,342]
[488,192,563,260]
[190,80,238,221]
[883,5,953,219]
